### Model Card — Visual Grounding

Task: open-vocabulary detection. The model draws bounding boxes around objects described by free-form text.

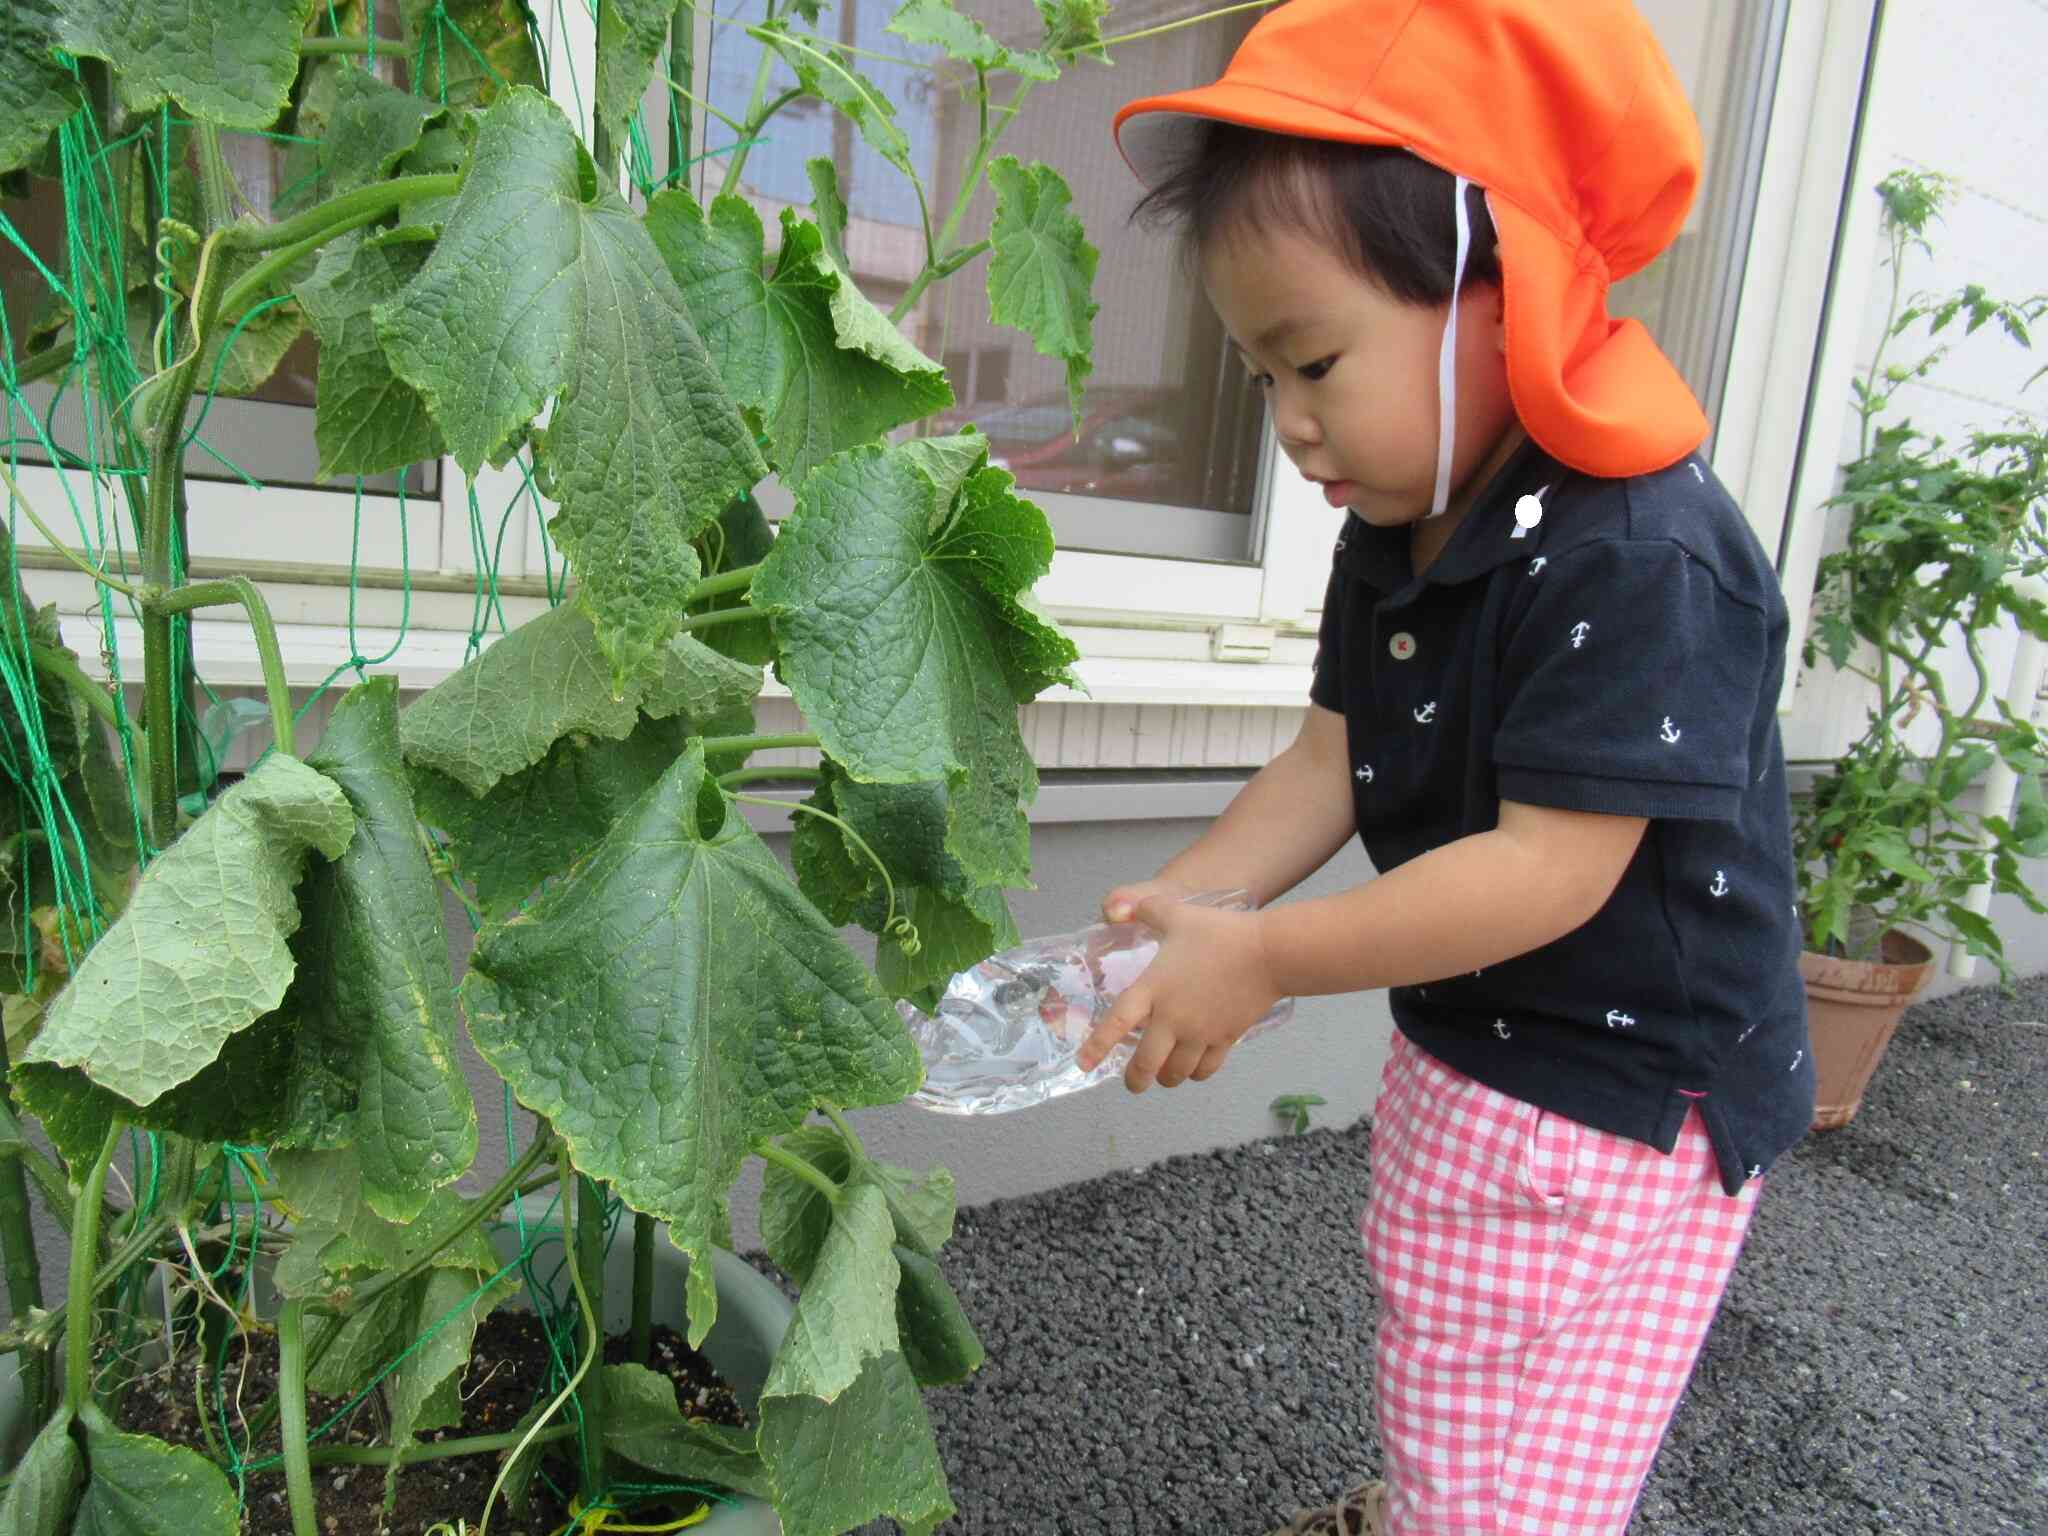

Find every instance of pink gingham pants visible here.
[1360,1033,1760,1535]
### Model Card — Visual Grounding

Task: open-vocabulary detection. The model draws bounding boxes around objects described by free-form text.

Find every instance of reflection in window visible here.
[0,0,431,497]
[704,0,1269,535]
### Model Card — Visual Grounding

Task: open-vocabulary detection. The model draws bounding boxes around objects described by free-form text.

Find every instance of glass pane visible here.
[703,0,1269,555]
[1610,0,1786,436]
[0,0,433,498]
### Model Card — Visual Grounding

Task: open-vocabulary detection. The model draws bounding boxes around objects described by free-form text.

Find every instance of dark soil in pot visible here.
[108,1309,749,1536]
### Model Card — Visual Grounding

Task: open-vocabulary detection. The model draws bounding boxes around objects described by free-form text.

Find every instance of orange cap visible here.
[1113,0,1709,479]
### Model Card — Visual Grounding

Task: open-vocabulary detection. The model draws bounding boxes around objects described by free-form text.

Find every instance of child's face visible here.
[1201,221,1517,533]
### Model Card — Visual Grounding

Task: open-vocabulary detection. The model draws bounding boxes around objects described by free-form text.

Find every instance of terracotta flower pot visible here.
[1799,928,1936,1130]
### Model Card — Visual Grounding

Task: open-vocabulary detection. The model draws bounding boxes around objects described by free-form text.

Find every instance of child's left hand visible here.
[1076,897,1281,1092]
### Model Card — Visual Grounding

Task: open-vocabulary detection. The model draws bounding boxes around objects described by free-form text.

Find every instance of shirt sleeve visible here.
[1492,539,1768,821]
[1309,565,1346,712]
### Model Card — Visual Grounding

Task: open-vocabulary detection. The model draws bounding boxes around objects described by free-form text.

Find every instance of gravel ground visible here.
[753,975,2048,1535]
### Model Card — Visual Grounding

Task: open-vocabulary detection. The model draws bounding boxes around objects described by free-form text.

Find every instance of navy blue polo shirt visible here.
[1311,438,1814,1194]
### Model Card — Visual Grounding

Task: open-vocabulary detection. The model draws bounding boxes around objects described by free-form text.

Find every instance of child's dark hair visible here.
[1130,121,1500,304]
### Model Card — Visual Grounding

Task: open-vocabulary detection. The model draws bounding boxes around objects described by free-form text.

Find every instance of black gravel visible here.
[749,975,2048,1535]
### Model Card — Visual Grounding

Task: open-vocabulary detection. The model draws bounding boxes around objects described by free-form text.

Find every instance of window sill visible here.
[61,613,1322,711]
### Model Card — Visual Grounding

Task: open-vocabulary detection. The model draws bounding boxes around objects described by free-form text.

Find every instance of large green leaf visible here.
[319,68,444,198]
[886,0,1058,80]
[789,768,1016,1004]
[647,193,951,486]
[758,1348,953,1536]
[16,754,353,1108]
[400,602,762,797]
[603,1363,774,1500]
[757,1126,976,1386]
[73,1403,239,1536]
[399,0,545,109]
[292,677,476,1219]
[750,434,1076,888]
[412,713,691,918]
[986,156,1098,427]
[0,1407,84,1536]
[460,741,921,1347]
[54,0,319,129]
[297,230,446,477]
[594,0,676,150]
[375,87,766,686]
[0,2,82,179]
[762,1181,899,1404]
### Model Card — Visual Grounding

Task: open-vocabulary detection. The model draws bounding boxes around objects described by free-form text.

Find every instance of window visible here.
[0,0,434,501]
[698,0,1268,563]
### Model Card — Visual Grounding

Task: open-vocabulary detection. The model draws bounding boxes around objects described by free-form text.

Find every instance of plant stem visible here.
[303,1423,577,1468]
[151,577,295,757]
[687,561,760,603]
[0,460,146,600]
[194,124,239,231]
[6,344,75,390]
[65,1120,124,1415]
[222,174,464,256]
[28,642,122,734]
[668,2,697,180]
[720,11,782,199]
[213,202,390,335]
[673,605,762,636]
[888,75,1038,325]
[753,1139,841,1206]
[698,732,817,758]
[716,765,822,789]
[819,1103,865,1162]
[630,1212,655,1367]
[277,1299,320,1536]
[570,1165,608,1496]
[0,1034,49,1419]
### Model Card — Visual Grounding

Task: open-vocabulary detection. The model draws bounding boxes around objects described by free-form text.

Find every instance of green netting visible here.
[0,2,752,1525]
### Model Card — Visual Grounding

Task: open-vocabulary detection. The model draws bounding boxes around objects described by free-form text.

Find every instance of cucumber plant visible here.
[0,1,1152,1531]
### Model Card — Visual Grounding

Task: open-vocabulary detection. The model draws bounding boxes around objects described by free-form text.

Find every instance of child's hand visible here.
[1077,896,1280,1093]
[1100,876,1197,924]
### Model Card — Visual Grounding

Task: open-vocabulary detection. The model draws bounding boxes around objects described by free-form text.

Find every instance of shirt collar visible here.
[1334,438,1569,596]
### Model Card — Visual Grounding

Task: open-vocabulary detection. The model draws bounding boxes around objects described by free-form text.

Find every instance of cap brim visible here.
[1490,194,1708,478]
[1114,81,1401,188]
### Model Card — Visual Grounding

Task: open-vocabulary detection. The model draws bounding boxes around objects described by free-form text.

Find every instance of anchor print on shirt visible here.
[1493,1018,1511,1041]
[1790,1049,1804,1073]
[1413,701,1437,724]
[1528,556,1548,575]
[1569,621,1591,649]
[1660,717,1682,744]
[1355,764,1374,783]
[1710,870,1729,898]
[1749,1164,1763,1181]
[1604,1009,1637,1029]
[1690,461,1706,484]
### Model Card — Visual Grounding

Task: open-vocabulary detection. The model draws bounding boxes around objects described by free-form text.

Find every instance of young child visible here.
[1077,2,1815,1531]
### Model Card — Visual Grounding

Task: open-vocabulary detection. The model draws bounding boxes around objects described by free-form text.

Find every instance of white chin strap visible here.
[1427,175,1473,520]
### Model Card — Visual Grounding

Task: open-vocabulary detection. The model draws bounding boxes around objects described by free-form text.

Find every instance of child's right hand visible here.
[1101,877,1199,925]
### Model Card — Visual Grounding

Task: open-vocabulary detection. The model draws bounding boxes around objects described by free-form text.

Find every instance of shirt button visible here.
[1388,631,1417,661]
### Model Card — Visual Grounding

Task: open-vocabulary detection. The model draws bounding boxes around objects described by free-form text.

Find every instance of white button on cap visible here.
[1514,494,1544,530]
[1388,632,1417,660]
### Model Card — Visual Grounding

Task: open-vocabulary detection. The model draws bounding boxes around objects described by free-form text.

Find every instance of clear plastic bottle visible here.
[898,890,1294,1114]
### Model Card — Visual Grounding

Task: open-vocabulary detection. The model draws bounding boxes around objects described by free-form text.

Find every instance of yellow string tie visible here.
[546,1492,710,1536]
